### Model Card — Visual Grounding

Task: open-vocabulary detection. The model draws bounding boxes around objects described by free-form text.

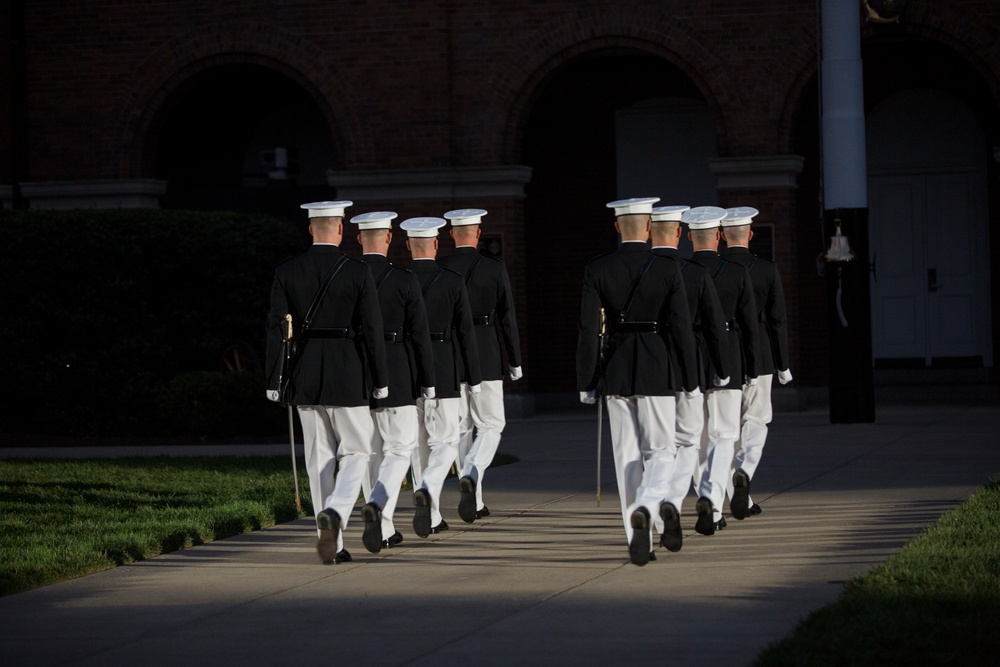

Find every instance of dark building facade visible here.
[3,1,999,403]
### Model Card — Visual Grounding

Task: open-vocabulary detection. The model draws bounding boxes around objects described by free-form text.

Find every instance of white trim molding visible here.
[709,155,805,190]
[326,165,533,201]
[20,179,168,210]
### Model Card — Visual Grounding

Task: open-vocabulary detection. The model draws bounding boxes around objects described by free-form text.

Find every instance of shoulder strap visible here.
[618,253,657,323]
[375,264,395,290]
[712,259,727,280]
[464,254,486,285]
[747,255,759,271]
[422,267,445,296]
[302,255,349,330]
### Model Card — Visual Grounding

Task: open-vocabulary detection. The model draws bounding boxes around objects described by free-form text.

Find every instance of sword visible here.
[596,307,607,507]
[284,314,302,514]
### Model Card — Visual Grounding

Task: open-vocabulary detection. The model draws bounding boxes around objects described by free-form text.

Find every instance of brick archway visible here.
[110,20,356,178]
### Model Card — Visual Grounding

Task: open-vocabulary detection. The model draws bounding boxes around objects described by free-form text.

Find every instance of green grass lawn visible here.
[0,456,308,596]
[753,474,1000,665]
[0,452,520,597]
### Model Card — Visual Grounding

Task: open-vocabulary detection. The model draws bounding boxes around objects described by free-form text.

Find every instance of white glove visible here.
[579,390,597,405]
[421,386,435,399]
[509,365,523,381]
[373,386,388,399]
[713,375,729,387]
[778,369,793,385]
[266,389,280,402]
[468,383,482,395]
[683,387,702,400]
[746,377,758,387]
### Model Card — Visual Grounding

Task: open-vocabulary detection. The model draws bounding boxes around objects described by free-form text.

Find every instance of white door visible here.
[869,172,986,362]
[867,89,991,366]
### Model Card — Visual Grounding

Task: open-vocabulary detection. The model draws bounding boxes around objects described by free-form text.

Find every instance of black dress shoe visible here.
[475,506,491,519]
[361,502,383,554]
[648,551,657,561]
[748,503,763,516]
[695,497,715,536]
[731,469,750,520]
[383,531,404,548]
[659,502,683,552]
[316,508,341,564]
[458,476,477,523]
[628,507,652,566]
[335,549,352,564]
[430,520,449,534]
[413,489,431,538]
[715,516,728,531]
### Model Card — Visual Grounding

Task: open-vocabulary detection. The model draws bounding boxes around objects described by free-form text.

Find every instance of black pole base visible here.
[825,207,875,423]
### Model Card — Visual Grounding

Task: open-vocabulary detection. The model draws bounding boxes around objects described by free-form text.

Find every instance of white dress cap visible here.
[651,205,690,222]
[301,200,353,218]
[682,206,728,230]
[350,211,398,231]
[606,197,660,216]
[444,208,487,226]
[400,216,447,238]
[721,206,759,227]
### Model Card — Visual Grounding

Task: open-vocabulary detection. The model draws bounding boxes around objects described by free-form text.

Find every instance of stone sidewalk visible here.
[2,404,999,666]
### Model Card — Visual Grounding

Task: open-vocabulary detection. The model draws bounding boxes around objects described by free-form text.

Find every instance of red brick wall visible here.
[11,1,1000,391]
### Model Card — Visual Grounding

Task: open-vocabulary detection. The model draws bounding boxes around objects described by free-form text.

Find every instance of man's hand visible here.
[683,387,702,400]
[509,365,523,381]
[373,386,388,399]
[421,386,435,399]
[713,375,729,387]
[468,383,482,395]
[579,390,597,405]
[266,390,280,402]
[778,369,793,385]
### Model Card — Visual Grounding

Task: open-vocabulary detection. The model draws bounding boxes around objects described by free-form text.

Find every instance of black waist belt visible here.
[384,331,402,342]
[611,321,658,334]
[303,328,351,339]
[473,314,492,326]
[430,331,452,342]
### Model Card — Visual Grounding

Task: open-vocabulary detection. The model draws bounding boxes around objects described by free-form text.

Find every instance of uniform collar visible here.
[724,246,750,254]
[618,241,649,254]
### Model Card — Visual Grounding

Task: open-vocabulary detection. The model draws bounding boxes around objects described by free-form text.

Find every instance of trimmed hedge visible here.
[0,209,307,437]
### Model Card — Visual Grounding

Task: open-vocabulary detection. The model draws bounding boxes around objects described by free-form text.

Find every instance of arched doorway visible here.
[522,49,716,394]
[868,89,990,366]
[865,41,997,370]
[151,63,337,218]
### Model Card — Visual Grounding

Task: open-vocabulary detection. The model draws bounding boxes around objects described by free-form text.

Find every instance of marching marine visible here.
[683,206,760,536]
[649,205,731,550]
[720,207,792,519]
[350,211,436,553]
[439,208,523,524]
[576,197,698,565]
[265,200,389,564]
[401,217,482,538]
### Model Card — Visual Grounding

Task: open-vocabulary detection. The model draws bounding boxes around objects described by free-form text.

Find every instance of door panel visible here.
[869,175,926,359]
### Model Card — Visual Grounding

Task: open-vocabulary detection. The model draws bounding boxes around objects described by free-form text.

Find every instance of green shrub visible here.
[0,209,306,436]
[161,370,284,438]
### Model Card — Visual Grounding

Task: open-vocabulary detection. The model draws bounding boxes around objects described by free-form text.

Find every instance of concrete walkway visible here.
[2,404,999,666]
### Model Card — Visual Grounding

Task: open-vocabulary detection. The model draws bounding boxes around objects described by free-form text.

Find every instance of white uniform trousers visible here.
[698,388,741,521]
[297,405,373,553]
[362,406,418,538]
[662,390,706,529]
[414,396,461,526]
[605,394,677,545]
[457,380,506,511]
[727,374,773,504]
